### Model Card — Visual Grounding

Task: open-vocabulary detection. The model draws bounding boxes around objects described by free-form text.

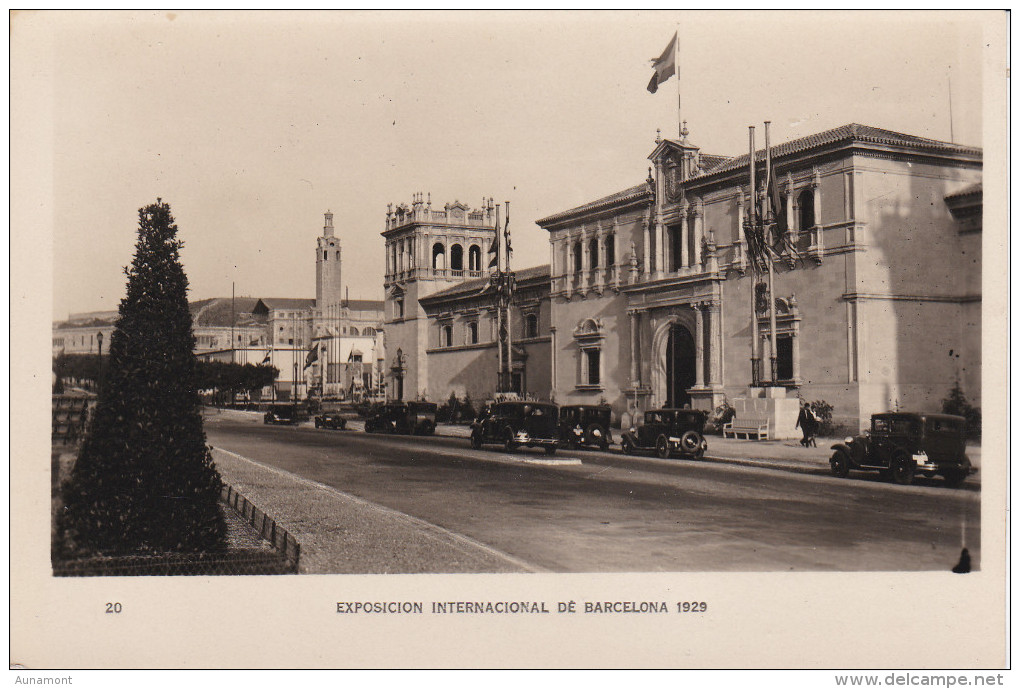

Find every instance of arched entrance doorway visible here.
[665,322,696,408]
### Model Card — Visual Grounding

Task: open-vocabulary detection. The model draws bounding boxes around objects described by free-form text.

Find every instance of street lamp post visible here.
[96,330,104,393]
[390,347,406,401]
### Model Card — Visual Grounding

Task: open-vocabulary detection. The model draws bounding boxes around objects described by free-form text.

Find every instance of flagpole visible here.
[505,201,513,395]
[675,27,682,140]
[764,121,779,384]
[494,202,504,393]
[748,126,760,386]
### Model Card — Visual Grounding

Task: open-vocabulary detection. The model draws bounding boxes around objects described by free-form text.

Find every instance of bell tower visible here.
[316,210,343,310]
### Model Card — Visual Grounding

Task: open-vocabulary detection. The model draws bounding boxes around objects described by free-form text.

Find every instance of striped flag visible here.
[647,32,677,94]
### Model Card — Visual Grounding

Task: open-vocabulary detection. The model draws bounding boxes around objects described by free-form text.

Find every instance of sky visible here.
[41,10,988,319]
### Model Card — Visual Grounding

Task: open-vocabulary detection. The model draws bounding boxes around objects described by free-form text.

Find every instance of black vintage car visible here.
[314,411,347,430]
[558,404,613,450]
[620,408,708,459]
[263,405,300,425]
[470,401,559,455]
[364,401,438,435]
[829,412,974,487]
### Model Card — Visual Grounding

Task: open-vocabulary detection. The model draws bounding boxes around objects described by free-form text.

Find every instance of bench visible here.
[723,415,770,440]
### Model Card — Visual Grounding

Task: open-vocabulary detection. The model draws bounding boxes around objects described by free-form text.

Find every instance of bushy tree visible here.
[942,382,981,439]
[62,200,225,554]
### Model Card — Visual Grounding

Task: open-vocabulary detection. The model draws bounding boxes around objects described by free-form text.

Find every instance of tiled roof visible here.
[691,123,981,179]
[190,297,263,326]
[421,264,551,302]
[343,299,385,312]
[256,298,317,311]
[699,153,732,171]
[536,182,651,226]
[945,182,982,200]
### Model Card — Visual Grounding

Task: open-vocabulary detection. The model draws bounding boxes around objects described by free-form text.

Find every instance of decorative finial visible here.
[655,128,662,144]
[681,120,689,142]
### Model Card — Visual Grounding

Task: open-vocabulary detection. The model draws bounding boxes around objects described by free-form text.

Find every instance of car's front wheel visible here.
[544,445,557,456]
[942,459,971,488]
[680,431,702,457]
[830,450,851,478]
[470,430,483,450]
[655,435,671,459]
[891,454,915,485]
[420,421,435,436]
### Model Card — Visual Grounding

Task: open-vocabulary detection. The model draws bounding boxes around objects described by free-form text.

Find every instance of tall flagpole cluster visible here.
[743,121,786,386]
[484,199,516,394]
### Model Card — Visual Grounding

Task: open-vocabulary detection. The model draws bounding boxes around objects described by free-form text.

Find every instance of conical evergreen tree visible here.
[63,200,225,554]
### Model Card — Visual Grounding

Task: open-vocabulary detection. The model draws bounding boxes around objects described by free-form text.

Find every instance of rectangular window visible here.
[777,335,793,380]
[585,349,600,386]
[668,223,683,271]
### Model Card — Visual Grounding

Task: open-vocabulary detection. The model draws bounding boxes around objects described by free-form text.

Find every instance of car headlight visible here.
[844,437,854,444]
[592,429,602,437]
[629,427,636,434]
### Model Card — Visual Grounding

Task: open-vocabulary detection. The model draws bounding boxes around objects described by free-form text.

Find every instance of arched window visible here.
[468,245,482,271]
[432,243,446,269]
[450,244,464,271]
[606,233,615,266]
[467,322,478,344]
[323,250,328,261]
[798,189,814,231]
[350,327,360,336]
[525,314,538,338]
[362,327,375,337]
[573,241,582,273]
[589,237,599,269]
[336,250,340,260]
[443,325,453,347]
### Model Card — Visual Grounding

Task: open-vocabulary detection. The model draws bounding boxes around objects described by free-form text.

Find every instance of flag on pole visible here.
[261,347,272,365]
[646,32,677,94]
[304,344,319,369]
[487,235,499,268]
[503,211,512,257]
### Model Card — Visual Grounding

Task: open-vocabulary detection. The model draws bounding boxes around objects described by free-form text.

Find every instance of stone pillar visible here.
[792,327,801,383]
[692,199,704,266]
[580,227,589,293]
[677,201,688,269]
[629,310,640,386]
[643,213,651,277]
[693,303,705,388]
[595,229,605,291]
[708,301,721,385]
[655,219,665,279]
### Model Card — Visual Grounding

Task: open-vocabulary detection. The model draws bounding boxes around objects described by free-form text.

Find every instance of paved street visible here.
[205,414,980,573]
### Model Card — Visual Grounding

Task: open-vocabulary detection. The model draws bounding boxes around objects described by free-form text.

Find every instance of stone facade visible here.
[538,124,982,431]
[381,194,499,401]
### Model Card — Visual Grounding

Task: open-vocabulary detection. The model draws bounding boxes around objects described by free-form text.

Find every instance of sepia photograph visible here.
[11,9,1008,671]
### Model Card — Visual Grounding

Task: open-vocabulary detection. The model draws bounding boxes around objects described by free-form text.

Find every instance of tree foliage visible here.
[195,361,278,404]
[53,353,106,390]
[941,382,981,439]
[62,200,226,555]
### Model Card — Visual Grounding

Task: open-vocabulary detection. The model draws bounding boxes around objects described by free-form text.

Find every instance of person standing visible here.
[796,401,818,447]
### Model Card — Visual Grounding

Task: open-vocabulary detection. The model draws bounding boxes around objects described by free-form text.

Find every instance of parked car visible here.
[314,411,347,430]
[364,401,438,435]
[829,412,975,487]
[263,405,299,425]
[558,404,613,450]
[620,408,708,459]
[470,401,559,455]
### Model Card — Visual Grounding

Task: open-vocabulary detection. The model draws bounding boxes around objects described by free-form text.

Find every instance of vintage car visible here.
[829,412,974,487]
[364,401,438,435]
[558,404,613,450]
[314,411,347,430]
[263,405,299,425]
[620,408,708,459]
[470,401,559,455]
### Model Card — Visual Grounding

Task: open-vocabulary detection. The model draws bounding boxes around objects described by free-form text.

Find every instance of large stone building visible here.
[381,195,503,400]
[402,122,982,433]
[537,123,982,430]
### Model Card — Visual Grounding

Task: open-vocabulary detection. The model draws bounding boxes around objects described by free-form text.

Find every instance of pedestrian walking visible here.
[796,401,818,448]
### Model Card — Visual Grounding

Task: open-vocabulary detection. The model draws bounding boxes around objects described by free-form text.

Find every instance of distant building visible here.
[55,210,385,401]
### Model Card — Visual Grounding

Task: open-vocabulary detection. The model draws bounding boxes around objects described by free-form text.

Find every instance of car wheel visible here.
[891,454,915,485]
[365,421,374,433]
[942,469,967,488]
[544,445,557,456]
[503,429,518,453]
[655,435,671,459]
[829,450,851,478]
[314,420,320,428]
[621,437,635,455]
[421,421,435,436]
[470,431,483,450]
[599,437,610,452]
[339,420,347,430]
[680,431,702,456]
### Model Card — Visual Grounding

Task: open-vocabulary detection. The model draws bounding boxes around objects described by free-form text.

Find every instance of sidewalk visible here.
[210,447,538,574]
